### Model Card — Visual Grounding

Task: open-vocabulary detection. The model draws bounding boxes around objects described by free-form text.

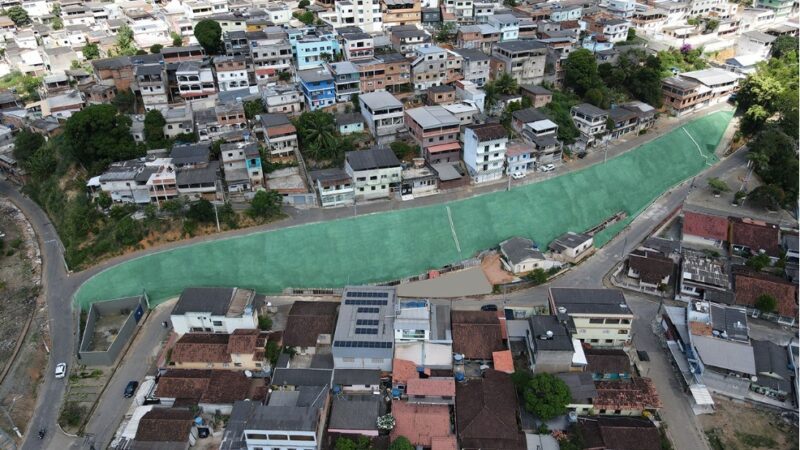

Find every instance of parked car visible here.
[480,304,498,312]
[577,152,587,159]
[511,172,526,180]
[124,381,139,398]
[539,164,555,172]
[54,362,66,379]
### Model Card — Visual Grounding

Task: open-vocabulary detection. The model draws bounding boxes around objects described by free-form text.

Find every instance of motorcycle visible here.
[37,428,46,439]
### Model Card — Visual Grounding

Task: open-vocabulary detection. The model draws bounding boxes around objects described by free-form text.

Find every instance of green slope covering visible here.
[74,110,733,308]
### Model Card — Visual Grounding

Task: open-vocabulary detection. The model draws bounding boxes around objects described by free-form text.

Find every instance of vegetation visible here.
[12,129,45,163]
[771,35,798,59]
[112,89,135,114]
[144,109,167,149]
[390,141,418,161]
[707,177,729,195]
[248,190,283,221]
[293,10,315,25]
[521,373,571,420]
[542,91,580,144]
[484,72,519,108]
[194,19,223,54]
[298,0,310,7]
[737,43,798,136]
[334,436,371,450]
[63,104,141,173]
[6,6,30,25]
[657,46,706,77]
[755,294,777,314]
[258,315,273,330]
[171,31,183,47]
[244,100,265,120]
[0,71,43,101]
[525,268,548,285]
[82,43,100,60]
[112,25,137,56]
[387,436,413,450]
[265,340,280,366]
[294,110,352,165]
[59,401,86,428]
[150,44,163,54]
[746,253,771,271]
[435,22,456,44]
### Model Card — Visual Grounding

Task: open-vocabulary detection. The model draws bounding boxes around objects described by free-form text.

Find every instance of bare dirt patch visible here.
[481,252,515,285]
[700,396,798,450]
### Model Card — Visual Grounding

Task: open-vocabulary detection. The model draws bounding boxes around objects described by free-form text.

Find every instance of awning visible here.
[427,142,461,154]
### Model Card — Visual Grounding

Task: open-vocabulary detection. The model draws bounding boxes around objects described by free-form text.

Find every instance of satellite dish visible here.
[244,370,253,378]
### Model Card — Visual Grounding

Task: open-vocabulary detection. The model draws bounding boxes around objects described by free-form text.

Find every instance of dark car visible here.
[480,304,498,312]
[124,381,139,398]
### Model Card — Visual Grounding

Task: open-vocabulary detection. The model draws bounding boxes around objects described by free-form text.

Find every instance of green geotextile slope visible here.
[74,111,733,308]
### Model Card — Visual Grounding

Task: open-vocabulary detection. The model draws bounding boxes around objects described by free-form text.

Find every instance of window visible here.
[290,435,315,441]
[246,434,268,440]
[212,320,223,326]
[618,330,628,334]
[605,319,620,324]
[589,318,604,324]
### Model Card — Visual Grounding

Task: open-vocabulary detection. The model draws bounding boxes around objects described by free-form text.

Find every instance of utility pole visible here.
[213,202,220,232]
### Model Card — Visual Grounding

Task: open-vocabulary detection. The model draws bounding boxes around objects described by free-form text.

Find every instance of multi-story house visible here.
[405,106,461,164]
[133,64,168,112]
[736,31,776,59]
[170,329,267,370]
[248,28,293,85]
[525,314,584,373]
[163,106,195,139]
[359,91,405,145]
[262,84,303,115]
[754,0,794,17]
[549,288,633,348]
[297,68,336,110]
[170,287,258,335]
[345,147,402,200]
[390,25,432,59]
[176,61,217,101]
[222,30,248,57]
[95,158,154,204]
[215,101,247,133]
[260,113,298,162]
[333,0,384,33]
[221,142,264,192]
[92,57,135,92]
[491,40,548,85]
[661,68,739,117]
[161,45,206,64]
[587,17,631,43]
[550,4,582,22]
[309,168,356,208]
[488,14,520,41]
[382,0,422,28]
[411,44,450,90]
[506,141,534,176]
[354,53,412,93]
[332,286,396,370]
[473,1,496,23]
[456,24,500,53]
[631,9,668,36]
[463,123,508,184]
[340,31,375,61]
[442,0,473,22]
[292,31,341,70]
[451,48,490,86]
[213,55,249,91]
[328,62,361,103]
[570,103,609,143]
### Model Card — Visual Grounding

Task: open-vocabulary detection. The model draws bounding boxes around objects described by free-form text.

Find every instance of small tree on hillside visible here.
[194,19,222,54]
[755,294,777,313]
[248,190,283,220]
[522,373,571,421]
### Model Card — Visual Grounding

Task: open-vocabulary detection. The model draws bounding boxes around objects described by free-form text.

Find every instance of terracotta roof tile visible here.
[201,370,257,404]
[455,370,524,450]
[431,436,458,450]
[406,378,455,397]
[390,401,453,447]
[393,358,430,384]
[172,333,231,363]
[155,369,211,400]
[628,251,674,285]
[585,349,631,376]
[594,377,662,411]
[682,210,728,242]
[227,329,265,354]
[730,217,781,257]
[283,301,338,348]
[134,408,194,443]
[734,268,798,317]
[492,350,514,373]
[451,312,504,360]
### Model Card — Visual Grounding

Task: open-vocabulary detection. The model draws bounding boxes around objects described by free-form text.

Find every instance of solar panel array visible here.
[355,327,378,334]
[344,299,388,306]
[357,307,379,313]
[334,341,393,348]
[356,319,379,326]
[346,291,389,298]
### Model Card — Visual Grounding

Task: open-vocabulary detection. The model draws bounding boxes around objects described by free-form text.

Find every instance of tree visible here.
[388,436,413,450]
[747,127,798,204]
[292,10,314,25]
[564,49,601,97]
[170,32,183,47]
[390,141,417,161]
[435,22,456,43]
[82,43,100,60]
[150,44,163,54]
[95,192,112,209]
[115,216,143,246]
[12,129,44,163]
[746,252,772,271]
[248,190,283,220]
[265,340,280,365]
[749,184,786,210]
[194,19,222,54]
[52,16,63,30]
[63,104,140,173]
[20,75,42,101]
[6,6,30,26]
[627,28,636,41]
[525,268,548,285]
[755,294,777,313]
[114,25,137,56]
[707,177,729,195]
[244,100,264,120]
[144,109,167,148]
[522,373,571,421]
[24,146,57,182]
[278,71,292,82]
[258,315,272,330]
[187,199,215,223]
[111,88,135,114]
[294,110,339,162]
[771,36,798,59]
[351,93,360,112]
[298,0,310,6]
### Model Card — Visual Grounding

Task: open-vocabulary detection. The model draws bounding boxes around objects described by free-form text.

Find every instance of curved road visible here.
[1,106,738,450]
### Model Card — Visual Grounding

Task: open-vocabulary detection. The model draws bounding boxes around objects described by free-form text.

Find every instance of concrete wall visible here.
[78,295,147,366]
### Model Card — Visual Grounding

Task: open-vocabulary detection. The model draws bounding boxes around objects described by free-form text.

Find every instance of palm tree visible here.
[298,111,337,161]
[495,72,519,95]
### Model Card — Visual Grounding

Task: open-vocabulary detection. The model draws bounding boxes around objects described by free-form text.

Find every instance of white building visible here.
[735,30,776,59]
[344,146,402,200]
[169,287,258,335]
[310,168,355,208]
[570,103,609,143]
[463,123,508,184]
[332,286,396,371]
[359,91,404,145]
[262,84,303,115]
[333,0,383,33]
[488,14,520,41]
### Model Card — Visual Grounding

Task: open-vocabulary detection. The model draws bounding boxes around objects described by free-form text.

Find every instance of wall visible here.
[78,295,147,366]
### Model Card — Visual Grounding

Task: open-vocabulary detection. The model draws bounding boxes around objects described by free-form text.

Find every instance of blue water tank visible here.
[194,417,203,425]
[455,372,465,382]
[391,388,401,398]
[333,385,342,394]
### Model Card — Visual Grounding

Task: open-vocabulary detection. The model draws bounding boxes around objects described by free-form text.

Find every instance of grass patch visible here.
[735,432,777,448]
[706,429,724,450]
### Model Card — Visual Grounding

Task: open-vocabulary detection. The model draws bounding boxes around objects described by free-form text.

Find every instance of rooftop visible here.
[451,311,504,360]
[172,287,254,317]
[500,236,545,266]
[283,301,338,348]
[528,315,573,352]
[332,286,396,358]
[329,394,380,431]
[455,370,524,450]
[550,288,631,317]
[346,147,402,171]
[391,401,453,448]
[406,106,460,129]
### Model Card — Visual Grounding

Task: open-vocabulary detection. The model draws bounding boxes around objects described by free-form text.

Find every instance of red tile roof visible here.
[393,358,429,385]
[734,268,798,317]
[455,370,524,450]
[492,350,514,374]
[431,436,458,450]
[594,377,662,411]
[390,401,453,447]
[682,210,728,242]
[172,333,230,363]
[451,311,504,360]
[406,378,455,397]
[730,217,781,257]
[134,408,194,443]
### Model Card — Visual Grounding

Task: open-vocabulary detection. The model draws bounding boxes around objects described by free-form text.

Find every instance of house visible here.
[607,106,640,140]
[526,314,586,373]
[309,168,356,208]
[332,369,381,393]
[359,91,405,145]
[170,287,258,335]
[679,248,733,303]
[271,368,334,389]
[456,24,500,54]
[556,372,598,415]
[163,106,196,139]
[488,14,520,41]
[93,158,154,204]
[593,377,662,416]
[455,370,525,450]
[587,17,631,43]
[751,339,793,400]
[328,394,381,436]
[262,84,303,115]
[462,123,508,184]
[169,329,267,371]
[391,400,455,449]
[410,45,454,90]
[340,31,375,61]
[491,40,548,85]
[686,301,756,378]
[336,113,364,135]
[682,208,729,248]
[133,408,197,449]
[393,301,453,370]
[570,103,609,144]
[730,217,781,258]
[585,348,632,381]
[293,31,340,70]
[736,30,776,59]
[283,301,339,355]
[577,416,662,450]
[331,286,396,371]
[506,141,535,176]
[154,369,264,414]
[450,48,491,86]
[214,55,249,92]
[520,84,553,108]
[405,106,461,164]
[627,250,674,290]
[451,311,504,361]
[549,288,634,348]
[328,61,361,103]
[221,385,329,450]
[43,90,85,119]
[427,85,456,105]
[297,68,336,111]
[662,68,740,117]
[390,25,431,59]
[405,377,456,404]
[345,147,402,201]
[548,231,594,264]
[499,237,560,275]
[733,267,798,318]
[176,61,217,101]
[219,141,263,192]
[259,114,298,162]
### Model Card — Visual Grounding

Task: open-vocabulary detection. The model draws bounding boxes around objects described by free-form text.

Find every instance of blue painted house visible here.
[290,30,341,70]
[297,68,336,110]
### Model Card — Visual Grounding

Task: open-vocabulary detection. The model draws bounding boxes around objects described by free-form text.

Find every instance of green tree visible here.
[150,44,163,54]
[258,315,273,330]
[388,436,414,450]
[12,129,44,163]
[6,6,30,25]
[435,22,456,43]
[627,28,636,41]
[244,100,264,120]
[525,268,548,285]
[294,110,340,161]
[564,49,601,97]
[115,216,143,246]
[52,16,63,30]
[20,74,42,101]
[186,199,215,223]
[543,91,580,144]
[114,25,137,56]
[390,141,417,161]
[292,10,314,25]
[771,35,798,58]
[63,104,140,173]
[351,93,360,112]
[170,32,183,47]
[248,190,283,220]
[144,109,167,148]
[755,294,777,313]
[747,127,798,204]
[298,0,310,6]
[522,373,571,421]
[24,146,57,182]
[707,177,729,195]
[265,340,280,365]
[748,184,786,210]
[194,19,222,54]
[82,43,100,60]
[335,438,357,450]
[112,89,135,113]
[746,252,772,270]
[278,71,292,82]
[95,191,112,209]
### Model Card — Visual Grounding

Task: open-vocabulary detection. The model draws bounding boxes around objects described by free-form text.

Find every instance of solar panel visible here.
[356,319,379,326]
[355,327,378,335]
[357,307,379,313]
[345,291,390,299]
[334,340,393,348]
[345,299,388,306]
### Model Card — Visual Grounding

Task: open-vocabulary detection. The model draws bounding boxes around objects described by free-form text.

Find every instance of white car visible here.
[55,362,67,379]
[510,172,526,180]
[539,164,556,172]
